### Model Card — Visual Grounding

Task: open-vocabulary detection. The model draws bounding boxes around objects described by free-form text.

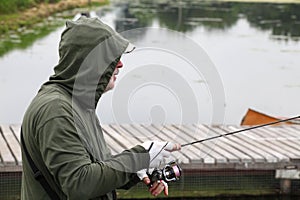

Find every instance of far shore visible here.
[1,0,300,35]
[0,0,299,36]
[0,0,108,34]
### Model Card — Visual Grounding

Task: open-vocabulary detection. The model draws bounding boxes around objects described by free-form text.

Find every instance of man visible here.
[21,16,181,200]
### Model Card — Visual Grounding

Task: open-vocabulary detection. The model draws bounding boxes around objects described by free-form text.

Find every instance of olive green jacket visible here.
[21,17,149,200]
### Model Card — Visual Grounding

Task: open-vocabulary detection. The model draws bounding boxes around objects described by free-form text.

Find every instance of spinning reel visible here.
[147,161,182,185]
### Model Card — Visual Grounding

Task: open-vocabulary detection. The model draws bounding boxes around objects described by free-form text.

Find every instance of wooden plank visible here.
[101,132,121,155]
[120,124,151,143]
[0,126,16,165]
[204,125,254,162]
[139,124,189,164]
[101,125,131,149]
[104,124,147,155]
[243,128,297,159]
[219,126,277,163]
[118,124,144,143]
[251,129,299,160]
[186,124,231,163]
[0,165,22,172]
[194,125,245,163]
[227,126,289,162]
[210,126,260,163]
[266,127,300,155]
[255,127,300,158]
[1,125,22,165]
[213,126,266,163]
[227,126,288,162]
[109,124,141,147]
[267,126,299,140]
[120,124,153,141]
[271,126,300,144]
[170,124,217,164]
[10,124,21,143]
[182,124,228,163]
[190,124,220,139]
[288,125,300,134]
[155,124,205,163]
[282,126,300,140]
[186,124,229,163]
[168,124,217,160]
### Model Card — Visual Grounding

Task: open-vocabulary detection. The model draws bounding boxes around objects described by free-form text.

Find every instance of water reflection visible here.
[244,3,300,40]
[97,0,300,125]
[112,0,300,41]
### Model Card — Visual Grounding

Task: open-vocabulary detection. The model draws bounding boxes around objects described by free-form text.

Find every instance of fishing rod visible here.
[150,115,300,185]
[181,115,300,147]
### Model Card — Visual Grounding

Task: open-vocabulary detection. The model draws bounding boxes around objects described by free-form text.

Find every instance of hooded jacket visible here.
[21,17,150,200]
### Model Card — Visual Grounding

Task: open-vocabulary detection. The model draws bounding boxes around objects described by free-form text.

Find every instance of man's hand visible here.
[143,177,168,196]
[137,141,181,196]
[137,169,168,196]
[141,141,181,168]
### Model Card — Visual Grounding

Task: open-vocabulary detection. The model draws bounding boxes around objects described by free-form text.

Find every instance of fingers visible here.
[143,177,150,185]
[149,180,168,196]
[162,180,169,196]
[174,143,181,151]
[164,142,181,152]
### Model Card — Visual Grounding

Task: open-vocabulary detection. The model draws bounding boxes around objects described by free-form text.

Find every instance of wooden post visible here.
[280,179,291,194]
[276,168,300,195]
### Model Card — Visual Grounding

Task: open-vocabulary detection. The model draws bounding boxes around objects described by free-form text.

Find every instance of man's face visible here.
[104,61,123,92]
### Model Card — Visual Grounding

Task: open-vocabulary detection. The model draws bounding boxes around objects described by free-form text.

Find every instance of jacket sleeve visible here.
[36,116,149,200]
[118,173,141,190]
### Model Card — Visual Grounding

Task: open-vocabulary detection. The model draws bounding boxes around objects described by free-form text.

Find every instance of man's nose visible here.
[116,61,123,68]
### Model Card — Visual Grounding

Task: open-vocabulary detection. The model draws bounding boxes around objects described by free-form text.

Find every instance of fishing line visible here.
[181,115,300,147]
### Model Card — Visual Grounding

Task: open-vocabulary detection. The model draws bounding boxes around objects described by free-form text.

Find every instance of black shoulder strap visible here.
[21,129,60,200]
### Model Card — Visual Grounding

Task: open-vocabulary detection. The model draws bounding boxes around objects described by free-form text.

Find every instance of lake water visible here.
[1,0,300,125]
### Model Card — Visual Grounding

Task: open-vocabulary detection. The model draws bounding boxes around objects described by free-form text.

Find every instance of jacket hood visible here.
[46,16,130,109]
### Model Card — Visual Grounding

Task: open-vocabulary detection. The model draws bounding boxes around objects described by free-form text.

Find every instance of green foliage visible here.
[34,0,61,3]
[0,0,60,14]
[0,0,18,13]
[0,19,65,57]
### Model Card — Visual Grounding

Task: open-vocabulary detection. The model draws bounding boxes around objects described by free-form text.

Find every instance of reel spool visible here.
[148,161,182,184]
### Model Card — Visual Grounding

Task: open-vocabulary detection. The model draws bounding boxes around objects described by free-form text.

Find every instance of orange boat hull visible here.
[241,109,294,126]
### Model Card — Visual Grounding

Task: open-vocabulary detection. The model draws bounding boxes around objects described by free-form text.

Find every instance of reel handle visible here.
[146,161,182,187]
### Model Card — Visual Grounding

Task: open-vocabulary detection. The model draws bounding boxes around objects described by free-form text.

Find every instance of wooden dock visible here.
[1,124,300,172]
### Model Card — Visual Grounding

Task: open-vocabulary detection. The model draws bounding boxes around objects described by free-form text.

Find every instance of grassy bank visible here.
[0,0,108,34]
[0,0,108,56]
[0,0,60,14]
